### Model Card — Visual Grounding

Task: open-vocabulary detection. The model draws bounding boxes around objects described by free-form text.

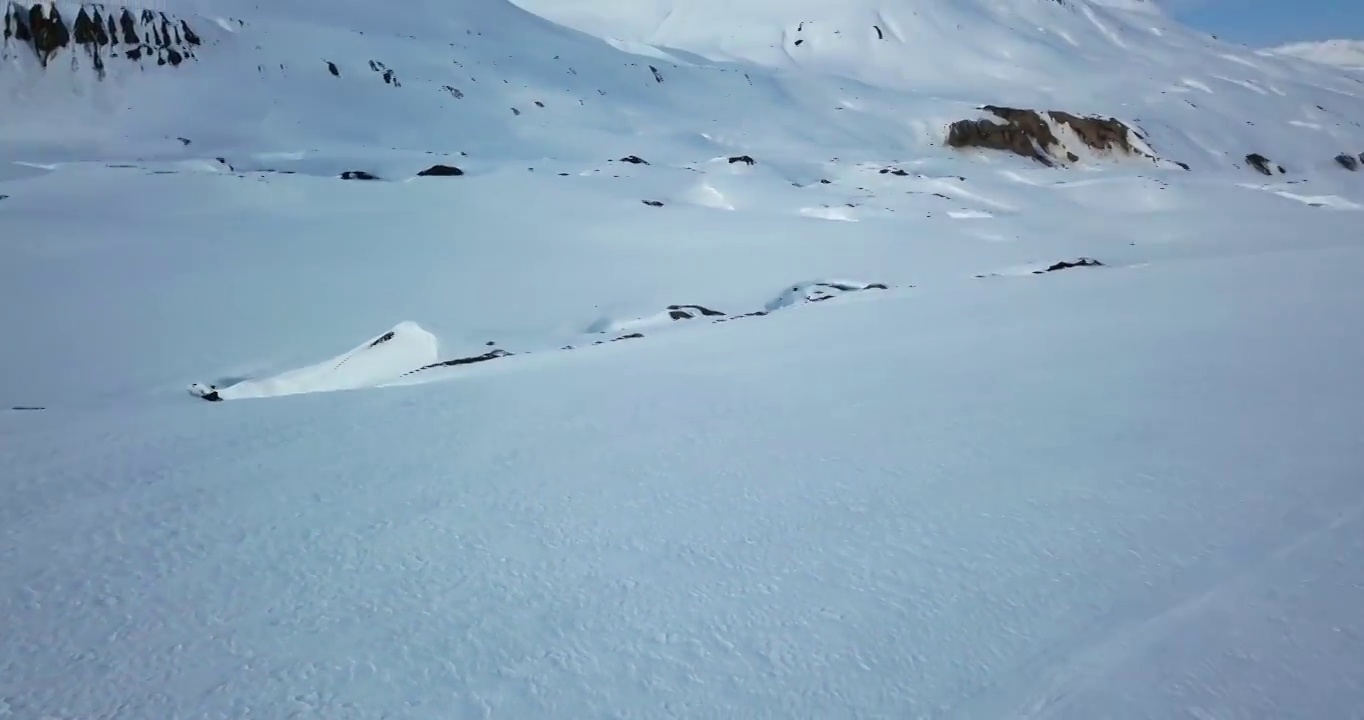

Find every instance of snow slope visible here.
[1269,39,1364,70]
[2,0,1364,717]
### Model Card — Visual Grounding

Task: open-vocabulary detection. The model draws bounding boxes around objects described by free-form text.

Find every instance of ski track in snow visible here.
[2,0,1364,717]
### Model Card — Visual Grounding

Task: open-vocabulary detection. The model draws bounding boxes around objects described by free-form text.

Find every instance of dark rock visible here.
[642,200,664,207]
[1175,161,1191,171]
[1243,153,1275,176]
[118,9,137,44]
[10,4,202,77]
[406,349,511,375]
[819,179,831,184]
[649,65,664,83]
[794,39,804,46]
[340,171,379,180]
[177,137,191,146]
[72,7,106,45]
[613,333,645,341]
[874,25,884,39]
[10,406,45,411]
[667,304,725,317]
[1033,258,1104,274]
[534,100,544,107]
[1334,154,1357,171]
[417,164,464,176]
[327,61,339,76]
[27,3,70,65]
[619,155,648,164]
[728,155,756,165]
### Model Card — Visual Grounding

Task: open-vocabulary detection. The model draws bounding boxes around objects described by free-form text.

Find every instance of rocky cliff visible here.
[2,2,205,78]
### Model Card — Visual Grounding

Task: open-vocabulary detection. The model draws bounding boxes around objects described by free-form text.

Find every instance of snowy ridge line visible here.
[188,280,895,402]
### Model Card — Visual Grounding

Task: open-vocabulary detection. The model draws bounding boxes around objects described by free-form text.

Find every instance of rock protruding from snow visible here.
[765,281,889,313]
[947,106,1150,167]
[2,2,203,78]
[1335,153,1359,171]
[1245,153,1284,176]
[417,164,464,177]
[1034,257,1104,273]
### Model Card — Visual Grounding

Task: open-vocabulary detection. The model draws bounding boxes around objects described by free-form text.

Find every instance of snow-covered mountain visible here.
[3,1,1364,718]
[1269,38,1364,70]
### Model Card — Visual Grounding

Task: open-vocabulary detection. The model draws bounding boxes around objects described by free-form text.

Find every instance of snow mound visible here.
[587,304,726,335]
[764,280,890,312]
[195,321,439,400]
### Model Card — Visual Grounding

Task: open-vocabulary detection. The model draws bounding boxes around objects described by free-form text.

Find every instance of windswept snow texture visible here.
[3,0,1364,717]
[1269,39,1364,70]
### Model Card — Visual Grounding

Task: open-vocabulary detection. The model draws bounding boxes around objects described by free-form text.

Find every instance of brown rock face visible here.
[947,106,1149,167]
[948,116,1054,166]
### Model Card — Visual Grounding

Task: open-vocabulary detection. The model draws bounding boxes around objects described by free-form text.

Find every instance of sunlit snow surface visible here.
[2,0,1363,717]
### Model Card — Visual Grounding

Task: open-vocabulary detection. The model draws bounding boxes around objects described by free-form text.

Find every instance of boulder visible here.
[1245,153,1274,176]
[417,164,464,177]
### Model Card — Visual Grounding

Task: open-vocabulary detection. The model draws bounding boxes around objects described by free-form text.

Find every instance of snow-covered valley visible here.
[2,0,1363,717]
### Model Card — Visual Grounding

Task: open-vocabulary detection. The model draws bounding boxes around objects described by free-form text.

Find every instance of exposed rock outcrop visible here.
[1035,258,1104,273]
[1335,153,1359,171]
[1244,153,1284,176]
[3,3,204,78]
[417,164,464,177]
[947,106,1152,167]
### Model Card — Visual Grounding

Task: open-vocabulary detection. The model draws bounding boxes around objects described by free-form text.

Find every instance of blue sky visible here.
[1164,0,1364,47]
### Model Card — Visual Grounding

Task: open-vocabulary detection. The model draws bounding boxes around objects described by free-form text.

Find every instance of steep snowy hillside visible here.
[3,0,1363,171]
[3,0,1364,718]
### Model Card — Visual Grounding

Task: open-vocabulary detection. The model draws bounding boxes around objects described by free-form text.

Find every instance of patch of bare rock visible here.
[946,106,1157,167]
[3,2,204,78]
